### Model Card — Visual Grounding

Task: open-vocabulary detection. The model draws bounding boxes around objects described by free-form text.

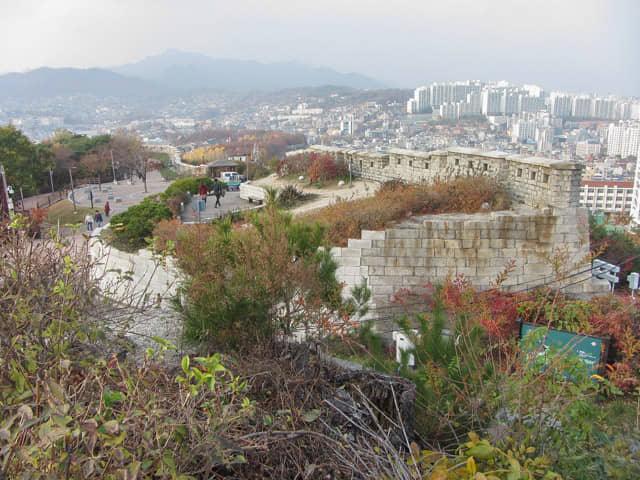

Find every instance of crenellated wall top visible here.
[307,145,584,209]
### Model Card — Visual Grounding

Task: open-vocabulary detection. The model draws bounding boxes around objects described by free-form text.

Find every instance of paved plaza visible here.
[26,170,256,222]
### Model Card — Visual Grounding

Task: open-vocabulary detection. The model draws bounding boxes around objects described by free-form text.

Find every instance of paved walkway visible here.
[66,170,170,216]
[23,171,262,231]
[179,190,260,223]
[67,170,258,224]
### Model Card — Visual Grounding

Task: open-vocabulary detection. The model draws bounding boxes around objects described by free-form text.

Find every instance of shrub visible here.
[308,154,347,183]
[160,176,214,201]
[277,153,312,177]
[109,197,173,251]
[375,278,640,478]
[277,184,305,208]
[174,206,341,348]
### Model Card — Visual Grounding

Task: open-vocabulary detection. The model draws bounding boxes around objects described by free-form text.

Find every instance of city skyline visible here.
[1,0,638,97]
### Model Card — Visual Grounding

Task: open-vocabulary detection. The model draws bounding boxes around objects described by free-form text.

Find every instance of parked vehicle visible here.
[219,171,244,190]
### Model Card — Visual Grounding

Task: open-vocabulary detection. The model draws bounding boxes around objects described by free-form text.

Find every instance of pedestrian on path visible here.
[199,181,208,205]
[94,210,103,228]
[84,214,94,231]
[212,178,223,208]
[105,201,111,217]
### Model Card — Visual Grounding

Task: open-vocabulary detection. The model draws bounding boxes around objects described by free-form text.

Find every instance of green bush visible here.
[160,176,214,201]
[0,223,254,477]
[174,206,341,348]
[109,197,173,251]
[277,184,306,208]
[347,280,640,479]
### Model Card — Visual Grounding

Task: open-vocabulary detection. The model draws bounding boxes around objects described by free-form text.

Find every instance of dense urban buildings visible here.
[3,77,640,223]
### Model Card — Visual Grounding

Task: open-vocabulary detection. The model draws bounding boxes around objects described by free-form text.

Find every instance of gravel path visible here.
[251,175,379,215]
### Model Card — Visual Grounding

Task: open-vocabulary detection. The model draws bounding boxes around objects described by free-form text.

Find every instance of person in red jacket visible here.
[199,181,208,205]
[104,201,111,217]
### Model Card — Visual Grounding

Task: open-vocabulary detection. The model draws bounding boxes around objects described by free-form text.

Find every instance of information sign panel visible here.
[520,322,608,376]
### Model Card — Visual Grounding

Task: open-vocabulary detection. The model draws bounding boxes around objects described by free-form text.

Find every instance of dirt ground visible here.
[251,175,379,215]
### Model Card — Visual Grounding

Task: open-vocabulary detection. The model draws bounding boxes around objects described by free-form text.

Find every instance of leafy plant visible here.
[0,221,256,479]
[108,197,173,251]
[173,205,341,348]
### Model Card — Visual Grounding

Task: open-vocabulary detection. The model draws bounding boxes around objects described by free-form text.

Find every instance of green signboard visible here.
[520,322,608,376]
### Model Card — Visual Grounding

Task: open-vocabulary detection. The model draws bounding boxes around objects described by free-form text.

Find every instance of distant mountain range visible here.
[0,50,386,100]
[0,67,165,100]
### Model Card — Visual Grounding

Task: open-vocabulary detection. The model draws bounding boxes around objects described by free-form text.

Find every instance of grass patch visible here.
[44,200,96,227]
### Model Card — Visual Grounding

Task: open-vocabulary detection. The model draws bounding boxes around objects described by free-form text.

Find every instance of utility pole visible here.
[143,157,148,193]
[110,150,118,185]
[19,187,25,212]
[69,167,77,214]
[0,165,11,220]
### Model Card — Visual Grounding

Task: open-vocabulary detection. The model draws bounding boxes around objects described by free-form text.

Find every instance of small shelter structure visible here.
[207,159,239,179]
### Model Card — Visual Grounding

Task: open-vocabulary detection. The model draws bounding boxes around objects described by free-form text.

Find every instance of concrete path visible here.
[67,170,170,216]
[66,171,258,223]
[179,190,259,223]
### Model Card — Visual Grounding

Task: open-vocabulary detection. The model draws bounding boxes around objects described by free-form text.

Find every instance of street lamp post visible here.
[69,167,77,214]
[19,187,25,212]
[110,150,118,185]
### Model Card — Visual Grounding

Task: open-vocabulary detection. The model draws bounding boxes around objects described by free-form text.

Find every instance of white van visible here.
[219,171,243,190]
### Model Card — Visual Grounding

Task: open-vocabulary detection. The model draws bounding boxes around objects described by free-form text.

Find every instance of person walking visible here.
[212,178,224,208]
[199,181,208,205]
[94,210,103,228]
[104,201,111,217]
[84,213,94,231]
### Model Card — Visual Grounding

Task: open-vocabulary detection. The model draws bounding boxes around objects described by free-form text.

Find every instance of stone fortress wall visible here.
[305,145,603,322]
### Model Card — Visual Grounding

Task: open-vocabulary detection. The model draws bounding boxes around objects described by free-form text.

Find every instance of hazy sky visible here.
[1,0,638,96]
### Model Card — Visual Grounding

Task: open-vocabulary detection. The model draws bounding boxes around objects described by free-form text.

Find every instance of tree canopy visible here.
[0,125,53,195]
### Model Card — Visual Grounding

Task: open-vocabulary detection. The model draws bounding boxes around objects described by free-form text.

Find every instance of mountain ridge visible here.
[110,49,386,91]
[0,50,386,100]
[0,67,168,100]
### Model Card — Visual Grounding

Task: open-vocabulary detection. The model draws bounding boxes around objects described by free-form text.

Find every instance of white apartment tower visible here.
[414,86,430,113]
[631,160,640,226]
[607,122,640,158]
[481,90,503,115]
[593,98,617,120]
[572,96,593,119]
[536,127,554,153]
[407,98,417,114]
[511,118,537,142]
[550,92,572,118]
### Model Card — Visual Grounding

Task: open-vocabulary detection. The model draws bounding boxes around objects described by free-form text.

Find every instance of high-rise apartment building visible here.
[511,118,537,142]
[414,86,430,112]
[572,96,593,119]
[439,102,458,120]
[481,90,503,115]
[536,127,554,153]
[502,90,521,115]
[521,95,545,113]
[549,92,572,118]
[631,161,640,226]
[607,122,640,158]
[593,98,617,120]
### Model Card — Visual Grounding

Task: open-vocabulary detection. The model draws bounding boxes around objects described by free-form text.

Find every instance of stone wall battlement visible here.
[292,145,602,324]
[309,145,583,210]
[331,206,597,324]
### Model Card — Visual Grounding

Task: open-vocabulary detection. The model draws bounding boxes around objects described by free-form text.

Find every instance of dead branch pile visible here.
[219,341,417,479]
